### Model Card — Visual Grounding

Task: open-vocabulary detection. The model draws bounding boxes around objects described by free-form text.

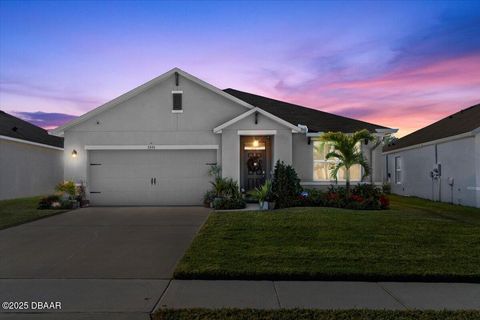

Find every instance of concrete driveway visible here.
[0,206,210,319]
[0,206,209,279]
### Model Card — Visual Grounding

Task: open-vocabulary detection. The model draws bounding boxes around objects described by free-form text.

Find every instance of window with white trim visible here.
[172,90,183,111]
[394,156,402,184]
[313,141,361,181]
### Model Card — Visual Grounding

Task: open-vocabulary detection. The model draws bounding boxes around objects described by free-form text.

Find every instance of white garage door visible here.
[88,149,216,205]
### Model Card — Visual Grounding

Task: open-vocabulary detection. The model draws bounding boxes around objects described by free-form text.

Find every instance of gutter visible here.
[0,135,64,151]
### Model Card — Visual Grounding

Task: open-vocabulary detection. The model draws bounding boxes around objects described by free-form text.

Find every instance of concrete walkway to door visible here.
[0,206,210,319]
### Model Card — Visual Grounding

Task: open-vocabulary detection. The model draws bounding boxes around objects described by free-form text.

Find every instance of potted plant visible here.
[249,180,271,210]
[76,181,89,207]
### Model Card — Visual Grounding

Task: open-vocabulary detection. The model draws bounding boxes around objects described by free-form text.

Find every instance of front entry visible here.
[240,136,272,191]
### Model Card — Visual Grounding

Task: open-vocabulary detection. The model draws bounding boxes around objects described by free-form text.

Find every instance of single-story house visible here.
[0,111,64,200]
[383,104,480,208]
[52,68,395,206]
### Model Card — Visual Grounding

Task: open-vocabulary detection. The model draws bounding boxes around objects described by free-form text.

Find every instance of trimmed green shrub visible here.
[271,160,302,209]
[212,197,246,210]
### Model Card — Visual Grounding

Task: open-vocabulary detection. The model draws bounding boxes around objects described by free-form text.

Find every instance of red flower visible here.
[380,195,390,208]
[350,194,364,203]
[327,192,339,201]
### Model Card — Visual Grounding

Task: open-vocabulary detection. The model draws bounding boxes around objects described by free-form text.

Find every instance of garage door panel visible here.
[88,150,216,205]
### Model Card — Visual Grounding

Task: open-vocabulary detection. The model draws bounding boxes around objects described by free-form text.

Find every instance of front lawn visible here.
[155,309,480,320]
[0,196,67,230]
[174,195,480,282]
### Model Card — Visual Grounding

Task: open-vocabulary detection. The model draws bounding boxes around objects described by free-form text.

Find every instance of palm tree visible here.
[320,129,373,197]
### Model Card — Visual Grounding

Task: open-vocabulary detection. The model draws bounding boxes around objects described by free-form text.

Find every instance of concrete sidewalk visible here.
[155,280,480,311]
[1,280,479,319]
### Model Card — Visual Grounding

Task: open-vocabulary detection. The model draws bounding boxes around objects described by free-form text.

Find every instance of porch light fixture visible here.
[71,149,78,158]
[253,139,259,147]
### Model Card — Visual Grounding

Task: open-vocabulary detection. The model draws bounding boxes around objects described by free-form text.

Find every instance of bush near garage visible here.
[203,169,246,210]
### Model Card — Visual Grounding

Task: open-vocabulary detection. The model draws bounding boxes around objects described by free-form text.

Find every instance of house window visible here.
[172,91,183,112]
[395,156,402,184]
[313,141,361,181]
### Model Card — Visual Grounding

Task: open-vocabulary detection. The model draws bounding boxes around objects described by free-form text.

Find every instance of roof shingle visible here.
[223,88,388,133]
[0,111,64,148]
[383,103,480,152]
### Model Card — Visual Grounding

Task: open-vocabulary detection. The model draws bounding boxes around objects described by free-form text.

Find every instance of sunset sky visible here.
[0,1,479,136]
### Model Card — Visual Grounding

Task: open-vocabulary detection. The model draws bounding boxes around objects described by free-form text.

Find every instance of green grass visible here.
[0,196,67,230]
[155,309,480,320]
[174,195,480,282]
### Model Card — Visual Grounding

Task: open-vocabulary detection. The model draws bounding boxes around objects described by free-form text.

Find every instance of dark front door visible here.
[245,150,266,190]
[241,136,271,191]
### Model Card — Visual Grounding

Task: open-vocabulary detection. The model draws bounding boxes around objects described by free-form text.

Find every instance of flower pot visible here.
[268,201,276,210]
[260,201,269,210]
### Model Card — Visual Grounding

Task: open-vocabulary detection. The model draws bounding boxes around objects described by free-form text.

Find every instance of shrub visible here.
[380,194,390,209]
[38,195,61,209]
[203,190,217,207]
[210,177,241,199]
[55,180,76,199]
[212,197,246,210]
[323,184,390,210]
[382,183,391,194]
[293,189,325,207]
[207,164,222,179]
[271,160,302,209]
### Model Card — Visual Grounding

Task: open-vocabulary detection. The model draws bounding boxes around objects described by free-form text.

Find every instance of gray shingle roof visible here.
[224,88,389,133]
[0,111,64,148]
[383,103,480,152]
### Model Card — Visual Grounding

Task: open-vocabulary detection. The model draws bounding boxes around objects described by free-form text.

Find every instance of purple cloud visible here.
[11,111,77,129]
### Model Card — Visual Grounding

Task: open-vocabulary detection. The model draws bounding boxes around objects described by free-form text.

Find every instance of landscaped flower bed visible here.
[297,184,390,210]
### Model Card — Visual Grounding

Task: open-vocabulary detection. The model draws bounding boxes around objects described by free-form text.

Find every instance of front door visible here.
[245,150,266,190]
[241,136,271,191]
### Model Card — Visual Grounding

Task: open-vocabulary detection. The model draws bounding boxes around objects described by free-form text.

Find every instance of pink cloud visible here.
[256,54,480,137]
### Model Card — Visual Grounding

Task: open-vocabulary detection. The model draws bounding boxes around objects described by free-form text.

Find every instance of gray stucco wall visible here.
[292,134,312,181]
[0,139,63,200]
[384,135,479,208]
[63,73,248,185]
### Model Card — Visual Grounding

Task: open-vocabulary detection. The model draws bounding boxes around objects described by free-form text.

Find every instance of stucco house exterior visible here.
[383,104,480,208]
[52,68,395,206]
[0,111,64,200]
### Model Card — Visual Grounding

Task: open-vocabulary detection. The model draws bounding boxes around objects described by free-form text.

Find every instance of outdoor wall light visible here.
[253,139,259,147]
[71,149,78,158]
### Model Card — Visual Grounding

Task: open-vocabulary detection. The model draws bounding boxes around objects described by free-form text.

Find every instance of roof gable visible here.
[213,107,302,133]
[224,88,389,133]
[383,103,480,152]
[0,111,64,148]
[51,68,255,135]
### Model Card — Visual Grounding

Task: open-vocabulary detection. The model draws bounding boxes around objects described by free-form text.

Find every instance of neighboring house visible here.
[0,111,64,200]
[52,68,395,206]
[383,104,480,208]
